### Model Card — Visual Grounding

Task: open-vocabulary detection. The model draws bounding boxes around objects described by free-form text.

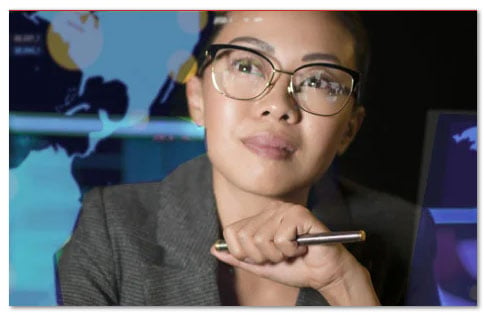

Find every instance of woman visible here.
[57,11,419,306]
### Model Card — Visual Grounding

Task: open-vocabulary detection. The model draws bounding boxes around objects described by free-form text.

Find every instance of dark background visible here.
[337,11,477,203]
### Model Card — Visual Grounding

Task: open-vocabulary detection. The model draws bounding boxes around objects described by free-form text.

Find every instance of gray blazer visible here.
[57,155,420,305]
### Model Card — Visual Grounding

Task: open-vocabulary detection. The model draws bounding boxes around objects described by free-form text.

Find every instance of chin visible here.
[239,171,309,199]
[209,149,314,199]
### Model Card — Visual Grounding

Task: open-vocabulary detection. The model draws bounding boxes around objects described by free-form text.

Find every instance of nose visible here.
[256,73,300,123]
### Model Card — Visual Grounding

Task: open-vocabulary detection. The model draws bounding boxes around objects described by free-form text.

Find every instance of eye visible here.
[302,76,325,88]
[301,73,329,88]
[231,58,264,78]
[299,74,345,95]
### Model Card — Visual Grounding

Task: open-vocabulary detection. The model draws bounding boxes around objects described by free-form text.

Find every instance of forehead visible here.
[213,11,356,69]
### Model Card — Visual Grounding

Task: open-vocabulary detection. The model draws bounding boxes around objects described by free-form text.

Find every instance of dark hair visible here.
[332,12,370,104]
[333,13,370,79]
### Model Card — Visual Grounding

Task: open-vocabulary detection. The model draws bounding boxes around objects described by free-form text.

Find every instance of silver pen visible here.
[214,230,366,251]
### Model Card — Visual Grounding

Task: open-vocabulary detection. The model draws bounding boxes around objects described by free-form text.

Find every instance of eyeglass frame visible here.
[198,43,361,117]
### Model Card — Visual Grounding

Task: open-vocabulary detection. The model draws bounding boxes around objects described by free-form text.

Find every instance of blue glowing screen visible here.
[406,112,477,306]
[10,11,206,306]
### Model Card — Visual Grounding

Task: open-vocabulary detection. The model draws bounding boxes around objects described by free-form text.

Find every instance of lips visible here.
[241,133,297,160]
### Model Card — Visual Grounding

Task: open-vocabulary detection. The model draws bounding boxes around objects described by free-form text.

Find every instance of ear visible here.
[336,105,365,156]
[186,76,205,127]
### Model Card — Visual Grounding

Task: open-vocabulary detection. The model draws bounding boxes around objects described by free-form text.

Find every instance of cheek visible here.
[302,117,346,155]
[202,78,240,126]
[298,116,350,180]
[202,94,244,155]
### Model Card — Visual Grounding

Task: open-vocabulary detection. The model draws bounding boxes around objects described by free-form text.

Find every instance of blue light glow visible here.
[10,114,205,139]
[428,208,477,224]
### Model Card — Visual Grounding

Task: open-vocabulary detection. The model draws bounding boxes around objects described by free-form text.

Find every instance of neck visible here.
[212,169,311,228]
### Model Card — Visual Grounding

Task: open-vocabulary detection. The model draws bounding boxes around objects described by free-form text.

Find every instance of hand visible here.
[210,201,380,305]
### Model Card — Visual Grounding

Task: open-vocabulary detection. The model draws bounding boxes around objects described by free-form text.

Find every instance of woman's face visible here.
[188,11,364,199]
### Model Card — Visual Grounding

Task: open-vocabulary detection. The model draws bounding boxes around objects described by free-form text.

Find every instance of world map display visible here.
[10,11,206,305]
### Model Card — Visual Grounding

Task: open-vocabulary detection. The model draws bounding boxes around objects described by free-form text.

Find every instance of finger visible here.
[223,210,276,263]
[234,219,270,264]
[222,223,247,261]
[274,227,307,258]
[236,227,266,264]
[274,206,318,257]
[253,215,286,263]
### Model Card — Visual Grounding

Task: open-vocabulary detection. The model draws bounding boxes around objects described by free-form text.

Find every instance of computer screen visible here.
[406,111,477,306]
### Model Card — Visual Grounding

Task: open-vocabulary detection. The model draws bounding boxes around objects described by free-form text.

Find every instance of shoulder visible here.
[95,181,161,208]
[60,155,213,305]
[97,154,209,202]
[338,177,418,230]
[336,178,419,266]
[336,178,419,305]
[82,155,212,238]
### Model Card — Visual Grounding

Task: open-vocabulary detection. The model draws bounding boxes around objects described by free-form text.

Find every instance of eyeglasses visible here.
[199,44,360,117]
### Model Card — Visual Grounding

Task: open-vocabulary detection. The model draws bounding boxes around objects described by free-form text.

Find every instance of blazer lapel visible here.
[149,156,222,305]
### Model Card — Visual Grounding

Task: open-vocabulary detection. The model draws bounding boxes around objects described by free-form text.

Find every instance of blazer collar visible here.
[156,155,220,270]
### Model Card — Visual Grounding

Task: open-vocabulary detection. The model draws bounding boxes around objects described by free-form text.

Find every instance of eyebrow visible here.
[229,36,275,54]
[302,53,341,64]
[228,36,341,65]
